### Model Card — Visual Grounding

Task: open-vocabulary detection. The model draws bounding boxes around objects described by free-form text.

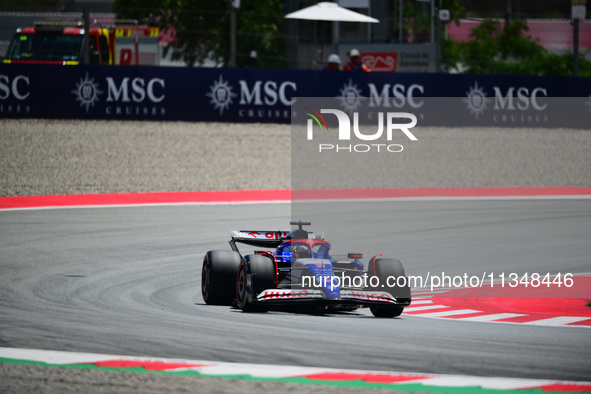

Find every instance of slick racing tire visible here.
[202,250,242,306]
[367,257,410,318]
[236,254,276,313]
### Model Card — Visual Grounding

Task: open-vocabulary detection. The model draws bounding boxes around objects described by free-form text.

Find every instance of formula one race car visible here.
[201,221,411,317]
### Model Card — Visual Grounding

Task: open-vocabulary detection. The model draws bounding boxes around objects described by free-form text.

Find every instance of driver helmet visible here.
[292,245,311,259]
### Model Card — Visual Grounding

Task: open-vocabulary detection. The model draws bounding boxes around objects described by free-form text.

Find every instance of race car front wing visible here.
[256,289,411,307]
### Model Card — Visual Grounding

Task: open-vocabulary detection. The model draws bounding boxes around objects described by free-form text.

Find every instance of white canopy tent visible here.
[284,2,379,24]
[285,2,379,67]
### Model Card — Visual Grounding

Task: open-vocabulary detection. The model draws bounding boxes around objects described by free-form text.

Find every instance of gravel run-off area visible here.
[1,119,590,197]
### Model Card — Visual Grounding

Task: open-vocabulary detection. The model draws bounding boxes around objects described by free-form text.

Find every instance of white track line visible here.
[460,313,526,322]
[408,299,433,305]
[526,316,591,326]
[405,305,449,312]
[410,309,481,318]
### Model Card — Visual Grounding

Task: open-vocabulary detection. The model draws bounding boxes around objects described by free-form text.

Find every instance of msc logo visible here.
[207,75,237,115]
[0,75,29,100]
[72,73,103,112]
[304,108,417,153]
[464,82,548,123]
[0,74,30,114]
[464,82,490,119]
[72,73,166,116]
[338,79,363,114]
[207,74,296,119]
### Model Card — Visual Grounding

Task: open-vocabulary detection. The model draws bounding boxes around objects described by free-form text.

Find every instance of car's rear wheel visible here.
[367,257,410,318]
[237,254,276,313]
[201,250,241,306]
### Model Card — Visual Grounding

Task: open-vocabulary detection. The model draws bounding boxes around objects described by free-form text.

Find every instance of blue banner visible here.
[1,64,590,127]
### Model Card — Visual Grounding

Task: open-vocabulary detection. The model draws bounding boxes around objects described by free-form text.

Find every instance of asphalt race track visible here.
[0,198,590,382]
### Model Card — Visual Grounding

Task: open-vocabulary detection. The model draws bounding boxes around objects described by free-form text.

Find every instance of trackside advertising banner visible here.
[1,63,590,127]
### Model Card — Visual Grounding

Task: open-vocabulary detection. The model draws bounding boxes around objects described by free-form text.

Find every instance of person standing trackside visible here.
[321,54,342,71]
[343,48,371,72]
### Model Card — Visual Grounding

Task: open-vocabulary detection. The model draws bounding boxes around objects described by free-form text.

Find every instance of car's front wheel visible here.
[367,257,410,318]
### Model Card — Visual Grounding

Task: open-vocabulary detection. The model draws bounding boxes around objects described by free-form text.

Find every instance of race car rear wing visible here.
[229,221,325,253]
[230,230,290,249]
[229,227,325,252]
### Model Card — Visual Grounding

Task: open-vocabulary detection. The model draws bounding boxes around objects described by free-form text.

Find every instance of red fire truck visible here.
[3,20,160,66]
